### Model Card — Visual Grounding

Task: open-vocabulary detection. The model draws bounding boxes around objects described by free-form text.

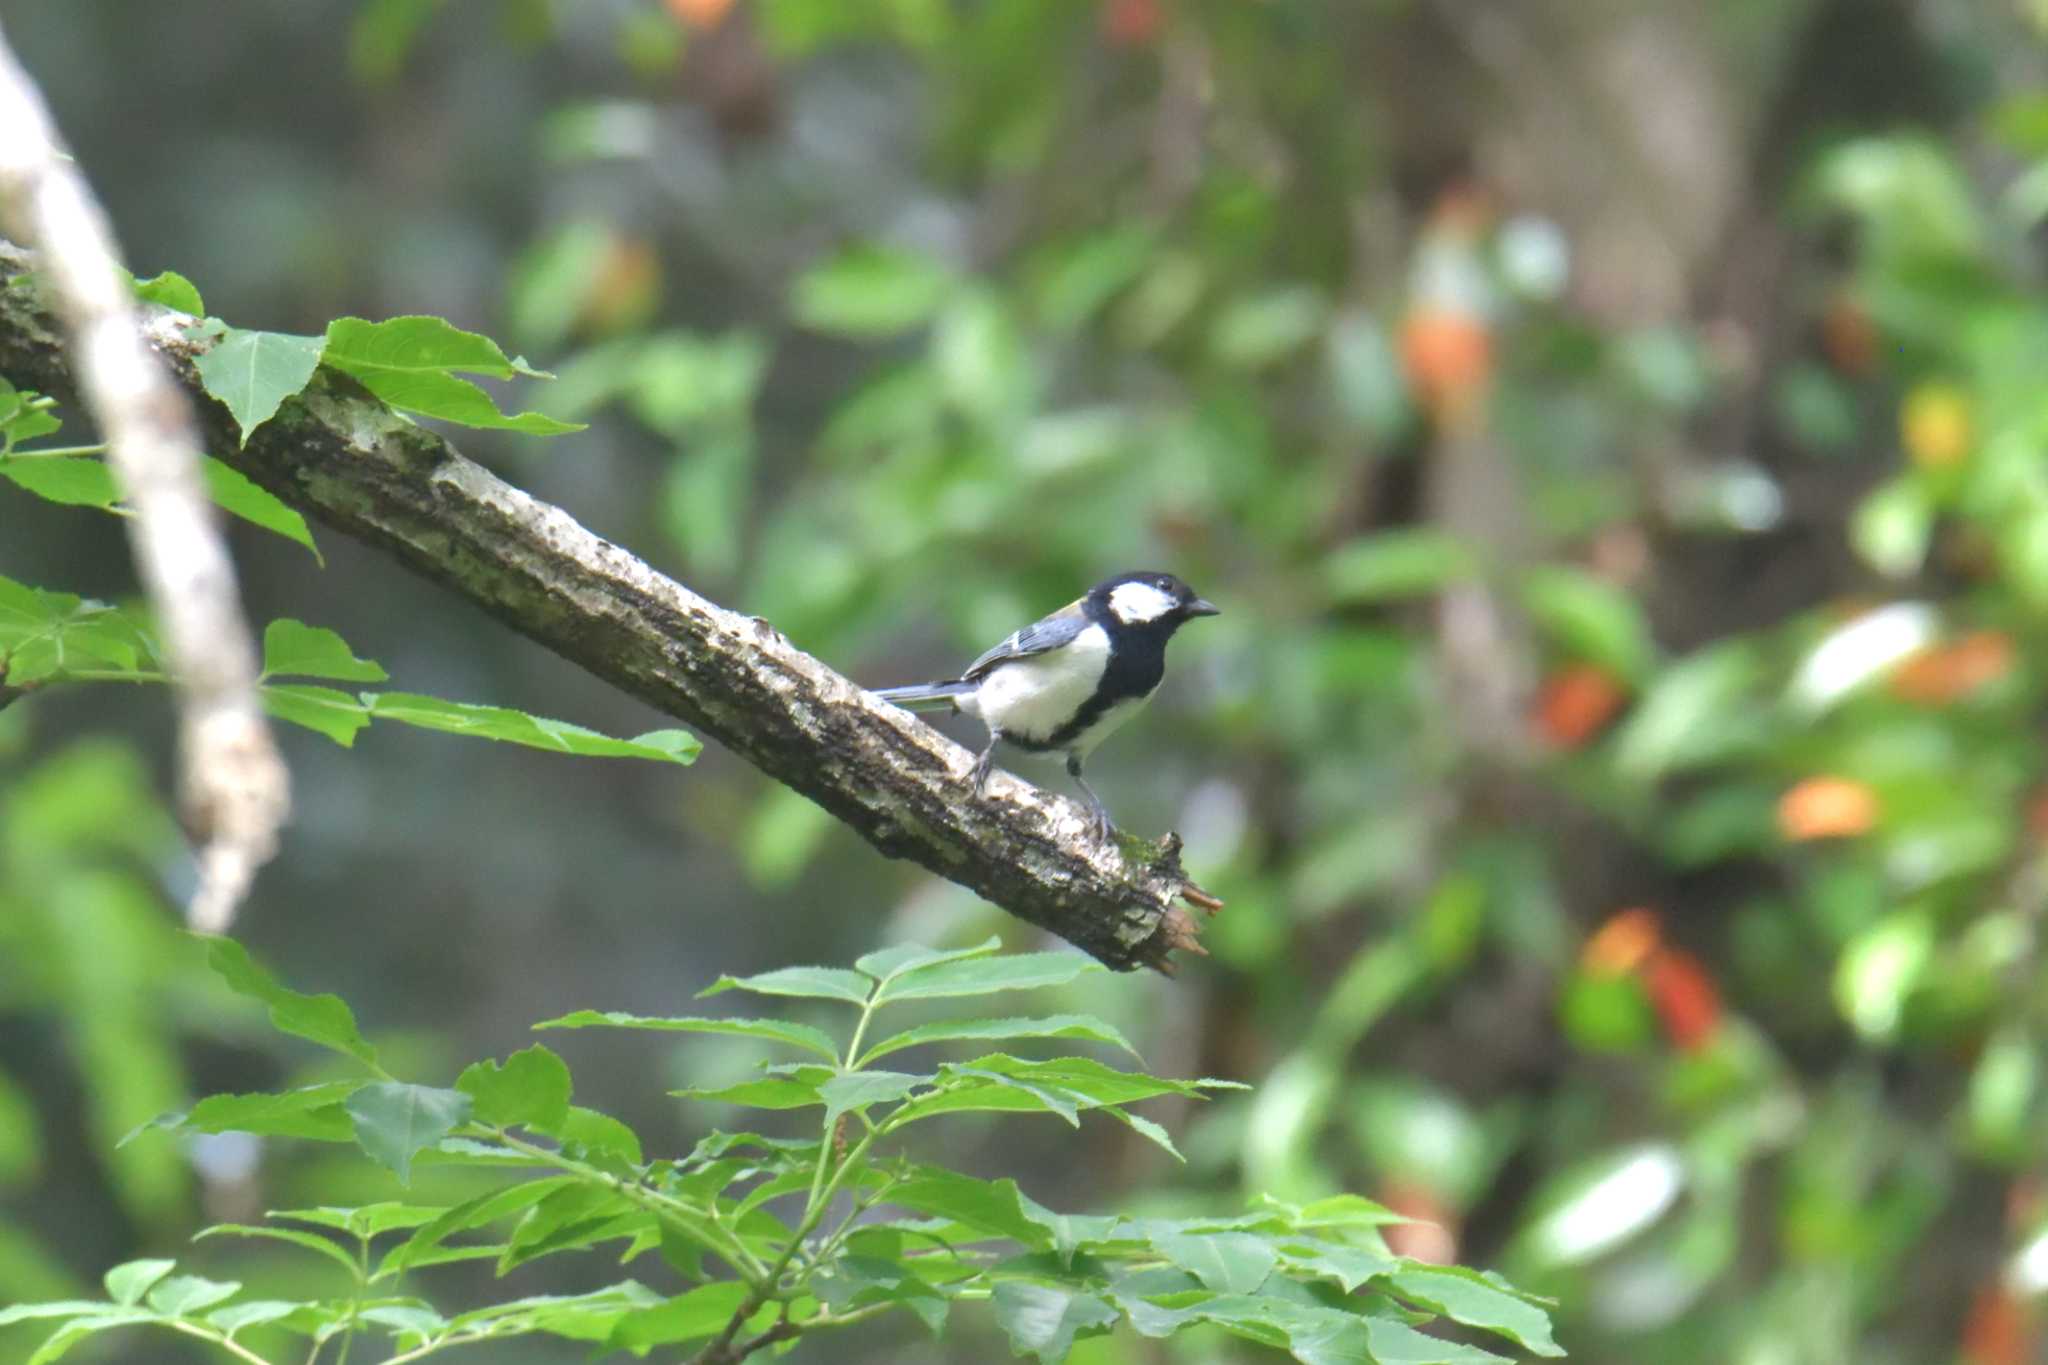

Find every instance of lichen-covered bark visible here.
[0,239,1216,971]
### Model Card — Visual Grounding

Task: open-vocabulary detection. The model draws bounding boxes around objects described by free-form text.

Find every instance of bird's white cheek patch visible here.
[1108,582,1176,624]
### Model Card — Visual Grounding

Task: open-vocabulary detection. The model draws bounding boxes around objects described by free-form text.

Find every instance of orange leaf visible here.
[1962,1283,2035,1365]
[1644,948,1721,1052]
[1101,0,1164,46]
[1533,663,1628,749]
[1399,308,1493,416]
[1777,776,1879,842]
[1902,381,1973,470]
[665,0,736,30]
[1890,630,2014,706]
[1582,907,1662,977]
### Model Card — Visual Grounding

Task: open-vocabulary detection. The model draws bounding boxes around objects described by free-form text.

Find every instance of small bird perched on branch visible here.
[874,572,1219,839]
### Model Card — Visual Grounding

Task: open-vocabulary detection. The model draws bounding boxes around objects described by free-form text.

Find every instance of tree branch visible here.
[0,238,1219,972]
[0,27,287,933]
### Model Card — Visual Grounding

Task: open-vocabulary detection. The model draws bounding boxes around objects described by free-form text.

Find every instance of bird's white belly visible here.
[962,624,1111,745]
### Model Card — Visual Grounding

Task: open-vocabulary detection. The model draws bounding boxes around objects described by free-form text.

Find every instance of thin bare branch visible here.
[0,23,288,931]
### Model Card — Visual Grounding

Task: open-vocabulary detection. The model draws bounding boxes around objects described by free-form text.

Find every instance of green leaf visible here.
[859,1013,1138,1066]
[262,620,388,683]
[1326,530,1478,604]
[321,316,582,435]
[820,1070,926,1120]
[1360,1316,1514,1364]
[699,965,873,1005]
[379,1177,578,1277]
[558,1106,644,1167]
[1145,1226,1277,1295]
[1852,477,1934,580]
[607,1280,753,1351]
[989,1282,1119,1364]
[361,692,700,763]
[673,1070,832,1110]
[205,938,380,1067]
[103,1258,175,1306]
[1387,1266,1563,1357]
[194,327,325,445]
[873,951,1102,1003]
[272,1202,446,1238]
[24,1310,158,1365]
[133,270,203,316]
[200,457,320,559]
[345,1084,473,1184]
[853,938,1002,982]
[145,1275,240,1316]
[0,458,119,508]
[144,1082,363,1143]
[534,1011,841,1061]
[457,1044,573,1134]
[1520,565,1655,683]
[0,1304,106,1328]
[791,244,952,337]
[955,1054,1209,1106]
[193,1224,362,1277]
[884,1169,1054,1247]
[1294,1195,1409,1231]
[263,684,373,747]
[207,1301,301,1334]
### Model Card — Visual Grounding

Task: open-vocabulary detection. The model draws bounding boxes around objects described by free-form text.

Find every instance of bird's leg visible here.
[1066,752,1114,841]
[971,730,1004,796]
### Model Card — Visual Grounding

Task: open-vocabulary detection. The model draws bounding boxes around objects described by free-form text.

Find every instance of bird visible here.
[873,571,1220,839]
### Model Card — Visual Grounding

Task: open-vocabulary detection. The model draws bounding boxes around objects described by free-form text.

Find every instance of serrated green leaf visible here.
[989,1282,1119,1364]
[955,1054,1201,1106]
[859,1013,1137,1066]
[379,1177,578,1278]
[854,938,1002,982]
[144,1082,362,1143]
[672,1074,831,1110]
[195,328,325,445]
[272,1203,446,1237]
[1359,1316,1514,1364]
[145,1275,240,1316]
[194,1223,361,1276]
[1146,1227,1277,1295]
[346,1084,472,1184]
[262,619,388,683]
[884,1170,1054,1247]
[321,316,582,435]
[457,1045,572,1134]
[133,269,203,316]
[1388,1266,1563,1356]
[206,938,379,1066]
[534,1011,841,1061]
[360,692,699,763]
[0,457,119,508]
[874,951,1101,1003]
[200,457,320,559]
[699,965,872,1004]
[820,1070,926,1120]
[103,1259,175,1306]
[606,1280,753,1351]
[263,683,372,746]
[558,1106,643,1167]
[1294,1195,1408,1230]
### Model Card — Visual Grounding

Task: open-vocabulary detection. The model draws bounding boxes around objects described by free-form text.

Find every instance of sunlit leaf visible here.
[457,1045,573,1135]
[534,1011,840,1061]
[205,938,379,1067]
[321,316,582,435]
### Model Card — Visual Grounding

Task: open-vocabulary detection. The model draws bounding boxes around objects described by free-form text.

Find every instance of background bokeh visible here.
[7,1,2048,1361]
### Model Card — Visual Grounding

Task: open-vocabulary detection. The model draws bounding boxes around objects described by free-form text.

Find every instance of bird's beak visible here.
[1187,598,1221,617]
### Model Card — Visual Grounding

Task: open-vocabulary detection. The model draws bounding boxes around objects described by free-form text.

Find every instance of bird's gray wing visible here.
[961,599,1090,680]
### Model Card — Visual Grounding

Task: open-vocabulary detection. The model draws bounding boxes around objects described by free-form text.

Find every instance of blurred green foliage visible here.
[12,0,2048,1362]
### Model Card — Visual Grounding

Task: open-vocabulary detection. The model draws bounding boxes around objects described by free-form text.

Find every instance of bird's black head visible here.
[1087,571,1221,633]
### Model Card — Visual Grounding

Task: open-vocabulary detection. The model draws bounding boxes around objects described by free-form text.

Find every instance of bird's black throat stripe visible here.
[1012,617,1173,753]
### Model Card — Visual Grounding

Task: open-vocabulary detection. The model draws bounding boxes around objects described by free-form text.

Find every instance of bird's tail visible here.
[872,680,974,712]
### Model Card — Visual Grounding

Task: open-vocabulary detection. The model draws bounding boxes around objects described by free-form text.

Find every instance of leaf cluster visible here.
[11,938,1560,1365]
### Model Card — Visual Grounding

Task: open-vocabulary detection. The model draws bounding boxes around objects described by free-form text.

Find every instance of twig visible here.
[0,23,287,932]
[0,236,1217,972]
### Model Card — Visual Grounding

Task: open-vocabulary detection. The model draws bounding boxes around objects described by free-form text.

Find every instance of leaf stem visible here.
[165,1320,277,1365]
